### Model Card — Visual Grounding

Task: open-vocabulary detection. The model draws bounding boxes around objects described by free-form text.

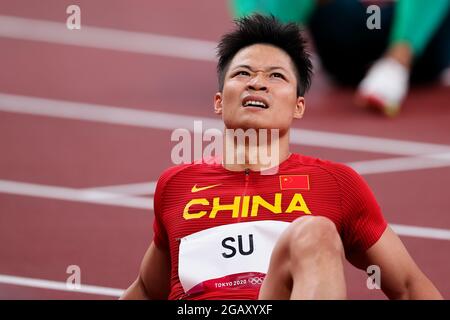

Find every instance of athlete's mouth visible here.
[242,96,269,109]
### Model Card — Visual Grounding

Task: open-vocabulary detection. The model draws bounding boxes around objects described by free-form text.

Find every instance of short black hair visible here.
[216,14,313,96]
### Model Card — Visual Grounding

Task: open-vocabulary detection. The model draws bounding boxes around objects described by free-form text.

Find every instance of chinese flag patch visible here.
[279,175,310,190]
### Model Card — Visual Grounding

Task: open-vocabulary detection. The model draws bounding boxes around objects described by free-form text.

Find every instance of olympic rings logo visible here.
[248,277,264,285]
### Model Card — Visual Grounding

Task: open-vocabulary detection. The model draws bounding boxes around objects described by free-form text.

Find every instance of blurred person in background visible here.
[231,0,450,117]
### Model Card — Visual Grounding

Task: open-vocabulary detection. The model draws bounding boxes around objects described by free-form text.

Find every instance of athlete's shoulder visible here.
[290,153,359,178]
[156,162,196,189]
[153,163,196,213]
[156,157,220,188]
[291,153,378,215]
[158,163,193,181]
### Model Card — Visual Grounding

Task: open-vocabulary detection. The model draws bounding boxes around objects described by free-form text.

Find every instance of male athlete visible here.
[121,15,442,300]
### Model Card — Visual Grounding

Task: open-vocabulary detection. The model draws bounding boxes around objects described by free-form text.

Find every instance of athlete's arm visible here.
[120,241,171,300]
[347,226,443,299]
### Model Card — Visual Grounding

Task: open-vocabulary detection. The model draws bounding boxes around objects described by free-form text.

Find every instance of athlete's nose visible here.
[247,74,268,92]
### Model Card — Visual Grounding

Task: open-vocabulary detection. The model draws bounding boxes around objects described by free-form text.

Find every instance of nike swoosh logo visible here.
[191,184,222,193]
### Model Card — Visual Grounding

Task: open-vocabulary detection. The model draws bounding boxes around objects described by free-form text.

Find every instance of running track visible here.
[0,0,449,299]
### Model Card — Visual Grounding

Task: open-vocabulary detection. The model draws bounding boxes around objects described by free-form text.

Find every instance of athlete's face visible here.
[214,44,305,132]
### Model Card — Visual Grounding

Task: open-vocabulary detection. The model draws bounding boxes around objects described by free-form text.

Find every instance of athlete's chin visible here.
[224,119,276,131]
[223,114,290,131]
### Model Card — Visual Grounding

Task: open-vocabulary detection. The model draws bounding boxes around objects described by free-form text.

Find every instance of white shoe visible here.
[356,57,409,117]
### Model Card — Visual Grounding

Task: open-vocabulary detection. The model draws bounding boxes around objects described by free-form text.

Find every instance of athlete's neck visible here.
[221,128,291,172]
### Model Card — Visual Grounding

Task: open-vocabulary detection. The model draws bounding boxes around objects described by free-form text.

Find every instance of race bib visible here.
[178,220,290,294]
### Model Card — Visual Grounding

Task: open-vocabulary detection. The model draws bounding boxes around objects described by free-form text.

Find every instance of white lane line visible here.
[0,92,223,132]
[0,14,320,70]
[0,180,153,210]
[0,274,123,297]
[83,181,157,195]
[1,179,450,241]
[391,224,450,241]
[347,154,450,175]
[290,131,450,157]
[429,152,450,160]
[0,15,216,62]
[1,93,450,156]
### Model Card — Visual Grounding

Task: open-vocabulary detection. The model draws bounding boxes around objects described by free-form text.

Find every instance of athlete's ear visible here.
[214,92,223,115]
[294,96,305,119]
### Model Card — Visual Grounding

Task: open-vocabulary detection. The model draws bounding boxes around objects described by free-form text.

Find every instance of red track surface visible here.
[0,0,449,299]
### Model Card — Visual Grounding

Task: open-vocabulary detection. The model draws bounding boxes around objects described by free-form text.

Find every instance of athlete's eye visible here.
[234,70,250,77]
[270,72,285,79]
